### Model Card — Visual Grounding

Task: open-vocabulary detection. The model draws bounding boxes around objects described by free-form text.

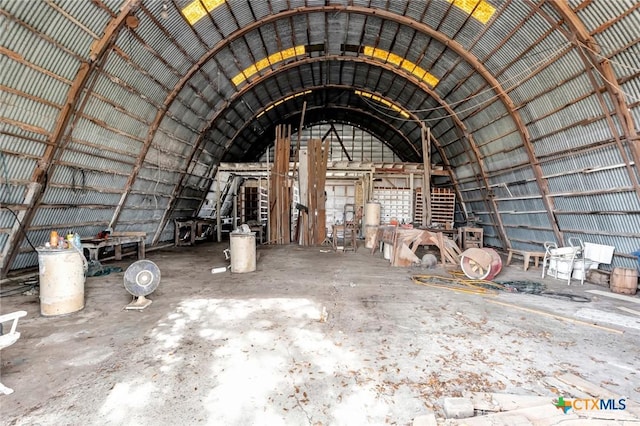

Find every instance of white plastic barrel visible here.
[37,248,85,316]
[230,232,256,273]
[364,202,381,226]
[364,225,378,249]
[383,242,393,260]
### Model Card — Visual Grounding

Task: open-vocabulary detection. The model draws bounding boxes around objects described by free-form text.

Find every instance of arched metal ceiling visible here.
[1,0,639,275]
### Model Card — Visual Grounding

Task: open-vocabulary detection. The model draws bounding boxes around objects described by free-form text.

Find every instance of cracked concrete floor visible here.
[1,243,639,425]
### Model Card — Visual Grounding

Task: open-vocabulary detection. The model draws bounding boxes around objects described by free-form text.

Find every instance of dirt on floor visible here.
[1,242,639,425]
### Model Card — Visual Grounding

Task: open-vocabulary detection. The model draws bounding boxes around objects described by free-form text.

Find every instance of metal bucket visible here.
[364,225,378,249]
[230,232,256,273]
[37,248,85,316]
[364,202,381,226]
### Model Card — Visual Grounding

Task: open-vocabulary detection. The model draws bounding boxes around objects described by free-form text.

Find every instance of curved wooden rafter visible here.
[116,5,527,247]
[151,53,497,243]
[546,1,640,201]
[228,87,420,160]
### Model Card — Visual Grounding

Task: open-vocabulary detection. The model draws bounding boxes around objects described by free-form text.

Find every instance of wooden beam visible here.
[216,172,222,242]
[422,125,431,227]
[545,1,640,203]
[330,124,352,162]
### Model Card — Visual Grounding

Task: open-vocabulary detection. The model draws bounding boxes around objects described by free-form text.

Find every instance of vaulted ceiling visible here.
[1,0,639,276]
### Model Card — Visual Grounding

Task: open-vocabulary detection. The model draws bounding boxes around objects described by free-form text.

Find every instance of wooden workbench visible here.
[174,218,215,246]
[81,232,146,262]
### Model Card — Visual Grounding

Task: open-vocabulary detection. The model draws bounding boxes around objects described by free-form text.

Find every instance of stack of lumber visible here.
[269,125,291,244]
[300,138,329,245]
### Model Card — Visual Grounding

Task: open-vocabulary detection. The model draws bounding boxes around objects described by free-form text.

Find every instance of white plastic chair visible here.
[542,241,583,285]
[0,310,27,395]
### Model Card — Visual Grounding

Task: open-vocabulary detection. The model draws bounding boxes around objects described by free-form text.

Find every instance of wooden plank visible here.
[574,307,640,331]
[285,125,291,243]
[486,300,624,334]
[616,306,640,316]
[317,138,329,244]
[555,372,640,418]
[470,392,555,412]
[586,289,640,304]
[448,404,573,424]
[421,125,431,227]
[307,140,315,244]
[555,373,615,398]
[216,172,222,242]
[111,231,146,237]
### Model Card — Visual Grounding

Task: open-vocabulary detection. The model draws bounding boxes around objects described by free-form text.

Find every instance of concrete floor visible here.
[1,242,639,425]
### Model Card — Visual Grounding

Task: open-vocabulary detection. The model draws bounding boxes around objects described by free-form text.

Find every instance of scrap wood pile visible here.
[420,373,640,424]
[376,227,461,267]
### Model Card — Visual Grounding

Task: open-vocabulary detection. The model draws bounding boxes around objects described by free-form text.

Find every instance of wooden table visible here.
[174,218,215,246]
[506,249,546,271]
[82,232,146,262]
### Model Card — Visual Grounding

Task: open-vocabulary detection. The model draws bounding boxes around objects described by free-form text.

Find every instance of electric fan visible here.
[123,260,161,310]
[460,247,503,280]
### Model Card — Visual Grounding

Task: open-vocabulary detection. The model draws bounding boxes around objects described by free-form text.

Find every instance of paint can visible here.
[610,267,638,295]
[37,248,85,316]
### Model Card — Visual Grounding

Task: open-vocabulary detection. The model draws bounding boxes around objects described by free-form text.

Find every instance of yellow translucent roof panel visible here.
[182,0,226,25]
[257,90,312,118]
[363,47,439,87]
[387,52,403,67]
[355,90,410,119]
[254,57,271,72]
[448,0,496,24]
[231,46,307,87]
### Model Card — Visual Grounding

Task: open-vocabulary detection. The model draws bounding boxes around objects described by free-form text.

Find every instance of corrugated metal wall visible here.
[1,0,639,274]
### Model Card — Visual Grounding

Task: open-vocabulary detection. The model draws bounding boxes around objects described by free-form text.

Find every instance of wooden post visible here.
[285,124,292,244]
[409,172,414,222]
[232,190,237,230]
[266,147,270,243]
[422,124,431,227]
[369,167,374,201]
[216,172,222,242]
[299,148,309,245]
[268,124,293,244]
